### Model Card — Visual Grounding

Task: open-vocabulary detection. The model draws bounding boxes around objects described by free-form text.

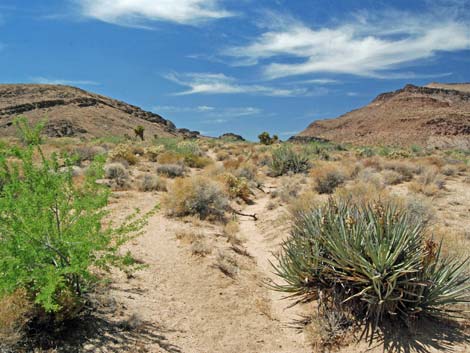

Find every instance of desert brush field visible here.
[1,120,470,353]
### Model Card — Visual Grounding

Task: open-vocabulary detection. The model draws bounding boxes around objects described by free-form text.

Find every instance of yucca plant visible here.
[270,145,310,176]
[273,198,470,329]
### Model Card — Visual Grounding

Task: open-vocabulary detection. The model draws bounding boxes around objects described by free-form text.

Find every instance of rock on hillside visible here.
[0,84,200,139]
[296,83,470,148]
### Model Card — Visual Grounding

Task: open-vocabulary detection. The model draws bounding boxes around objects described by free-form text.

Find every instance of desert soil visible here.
[77,162,470,353]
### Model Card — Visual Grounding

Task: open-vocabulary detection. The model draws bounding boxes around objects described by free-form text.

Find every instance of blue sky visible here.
[1,0,470,140]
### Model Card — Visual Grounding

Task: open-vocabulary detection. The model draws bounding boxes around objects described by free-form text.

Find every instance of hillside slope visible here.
[296,83,470,148]
[0,84,199,139]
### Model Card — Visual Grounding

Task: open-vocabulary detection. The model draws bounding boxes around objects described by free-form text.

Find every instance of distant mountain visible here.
[0,84,200,139]
[295,83,470,148]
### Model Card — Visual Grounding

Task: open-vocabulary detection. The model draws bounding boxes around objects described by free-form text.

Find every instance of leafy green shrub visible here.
[164,176,229,220]
[157,164,186,178]
[270,145,310,176]
[273,199,470,329]
[0,141,148,318]
[14,116,45,145]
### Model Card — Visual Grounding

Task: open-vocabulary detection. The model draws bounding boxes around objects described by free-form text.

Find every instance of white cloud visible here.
[164,72,309,96]
[224,11,470,79]
[32,77,100,86]
[153,105,262,122]
[76,0,233,26]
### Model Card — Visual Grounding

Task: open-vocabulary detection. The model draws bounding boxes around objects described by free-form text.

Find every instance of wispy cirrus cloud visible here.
[75,0,233,26]
[164,72,311,96]
[223,10,470,79]
[154,105,262,123]
[31,76,100,86]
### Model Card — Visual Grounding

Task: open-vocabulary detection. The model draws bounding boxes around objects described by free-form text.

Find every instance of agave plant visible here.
[273,198,470,328]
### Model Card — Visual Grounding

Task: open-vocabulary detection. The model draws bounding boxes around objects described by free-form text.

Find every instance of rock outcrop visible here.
[296,83,470,148]
[0,84,200,139]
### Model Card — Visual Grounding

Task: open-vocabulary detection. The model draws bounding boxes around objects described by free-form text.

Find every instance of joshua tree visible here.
[134,125,145,141]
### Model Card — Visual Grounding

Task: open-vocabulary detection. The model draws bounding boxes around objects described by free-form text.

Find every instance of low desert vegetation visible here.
[273,198,469,335]
[2,118,470,352]
[0,122,150,350]
[270,144,310,176]
[164,176,229,220]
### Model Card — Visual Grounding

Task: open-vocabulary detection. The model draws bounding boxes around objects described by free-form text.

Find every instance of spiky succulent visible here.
[273,199,470,327]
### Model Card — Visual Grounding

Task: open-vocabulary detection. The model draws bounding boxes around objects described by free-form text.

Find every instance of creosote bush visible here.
[164,176,229,220]
[273,198,469,330]
[270,145,310,176]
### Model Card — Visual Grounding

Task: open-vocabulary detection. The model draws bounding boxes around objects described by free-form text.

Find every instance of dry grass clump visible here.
[138,174,167,192]
[312,165,347,194]
[216,150,230,161]
[108,143,138,165]
[0,289,33,349]
[216,251,239,277]
[157,164,186,178]
[72,145,106,165]
[382,160,420,182]
[355,167,384,189]
[382,169,407,185]
[334,181,388,205]
[104,162,129,188]
[223,219,243,246]
[408,166,445,196]
[271,176,302,203]
[164,176,229,220]
[441,165,457,177]
[157,150,184,165]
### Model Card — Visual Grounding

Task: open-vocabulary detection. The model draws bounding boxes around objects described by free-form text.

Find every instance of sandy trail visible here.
[91,189,312,353]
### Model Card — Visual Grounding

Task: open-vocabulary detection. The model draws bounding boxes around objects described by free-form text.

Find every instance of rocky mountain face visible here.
[296,83,470,148]
[0,84,200,139]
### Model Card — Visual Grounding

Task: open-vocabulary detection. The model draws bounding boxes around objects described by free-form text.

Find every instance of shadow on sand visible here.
[26,311,183,353]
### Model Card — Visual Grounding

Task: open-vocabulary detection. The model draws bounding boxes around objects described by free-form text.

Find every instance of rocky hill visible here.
[295,83,470,148]
[0,84,199,139]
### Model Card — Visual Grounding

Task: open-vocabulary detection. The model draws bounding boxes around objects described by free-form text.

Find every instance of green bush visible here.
[14,116,45,145]
[273,199,469,328]
[270,145,310,176]
[0,140,150,317]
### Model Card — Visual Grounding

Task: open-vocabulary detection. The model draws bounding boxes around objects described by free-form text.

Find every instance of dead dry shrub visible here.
[383,161,419,181]
[334,181,389,205]
[408,166,445,196]
[0,289,33,349]
[216,251,239,277]
[164,176,229,220]
[312,165,346,194]
[223,219,243,245]
[138,174,167,192]
[271,176,302,203]
[157,151,184,165]
[157,164,186,178]
[72,145,106,165]
[104,162,130,188]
